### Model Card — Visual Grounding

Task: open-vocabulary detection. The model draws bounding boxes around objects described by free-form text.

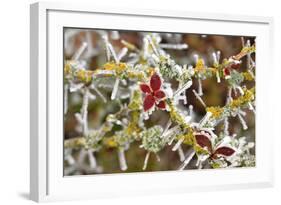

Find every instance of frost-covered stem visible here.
[198,78,203,96]
[102,38,121,101]
[216,51,221,62]
[236,86,244,96]
[73,42,87,60]
[248,102,256,114]
[85,31,94,57]
[174,80,192,97]
[199,112,212,128]
[246,40,251,70]
[147,36,160,56]
[159,43,188,50]
[250,58,256,71]
[177,145,185,162]
[91,85,107,103]
[224,117,229,136]
[163,125,181,143]
[102,35,111,61]
[118,148,128,171]
[178,150,195,171]
[241,37,245,47]
[160,118,172,139]
[216,70,221,83]
[64,84,69,114]
[194,54,199,63]
[87,149,97,169]
[193,89,206,107]
[248,70,255,79]
[121,40,139,51]
[233,86,238,96]
[143,152,151,170]
[78,149,87,164]
[111,31,120,40]
[117,47,128,60]
[198,160,203,169]
[81,88,89,136]
[227,87,232,103]
[111,79,120,100]
[238,113,248,130]
[156,154,161,162]
[66,151,75,165]
[143,37,149,57]
[108,44,119,63]
[214,51,221,83]
[196,155,204,169]
[212,52,218,65]
[189,105,193,117]
[172,138,184,151]
[168,136,176,145]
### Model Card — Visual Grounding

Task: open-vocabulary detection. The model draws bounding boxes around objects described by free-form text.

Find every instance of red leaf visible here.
[224,68,230,76]
[213,146,235,157]
[140,83,151,93]
[195,134,212,153]
[143,94,155,111]
[154,90,166,99]
[156,100,166,110]
[150,73,161,91]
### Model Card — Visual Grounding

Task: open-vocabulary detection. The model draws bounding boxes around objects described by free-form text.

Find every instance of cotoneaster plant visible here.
[63,31,256,175]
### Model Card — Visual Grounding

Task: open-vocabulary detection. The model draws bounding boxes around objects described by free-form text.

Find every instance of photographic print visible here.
[63,29,256,176]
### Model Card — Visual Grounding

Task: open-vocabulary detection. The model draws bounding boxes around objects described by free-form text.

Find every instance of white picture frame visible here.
[30,2,274,202]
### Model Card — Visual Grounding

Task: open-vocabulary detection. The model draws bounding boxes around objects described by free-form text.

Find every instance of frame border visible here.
[30,2,274,202]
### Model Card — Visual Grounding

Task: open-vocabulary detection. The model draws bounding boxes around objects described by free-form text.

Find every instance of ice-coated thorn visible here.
[117,47,128,61]
[111,31,120,40]
[146,35,160,56]
[74,113,83,125]
[160,119,172,138]
[156,154,161,162]
[216,70,221,83]
[224,117,229,136]
[193,89,206,108]
[87,150,97,169]
[88,92,96,100]
[66,153,75,165]
[212,52,218,65]
[102,35,111,61]
[143,152,151,170]
[174,80,192,97]
[111,78,120,100]
[151,53,160,63]
[199,112,212,127]
[248,102,256,114]
[236,86,244,96]
[64,84,69,114]
[91,85,107,103]
[108,43,119,63]
[177,145,185,162]
[194,54,199,63]
[189,105,194,117]
[198,78,203,96]
[118,148,128,171]
[172,138,184,151]
[238,113,248,130]
[78,149,87,164]
[159,43,188,50]
[178,150,195,171]
[72,42,87,60]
